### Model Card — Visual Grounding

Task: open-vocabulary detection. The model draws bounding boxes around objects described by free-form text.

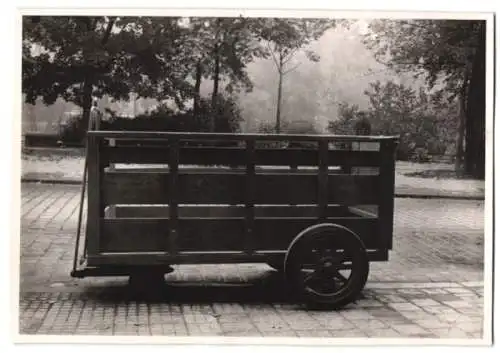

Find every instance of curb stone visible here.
[20,178,485,201]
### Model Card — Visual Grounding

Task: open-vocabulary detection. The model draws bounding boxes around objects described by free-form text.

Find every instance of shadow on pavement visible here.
[77,270,294,303]
[72,270,367,310]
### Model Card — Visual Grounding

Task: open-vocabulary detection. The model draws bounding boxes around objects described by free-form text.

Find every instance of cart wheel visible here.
[284,223,369,309]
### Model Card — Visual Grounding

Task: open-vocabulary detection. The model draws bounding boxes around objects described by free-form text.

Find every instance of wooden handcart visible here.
[71,131,398,308]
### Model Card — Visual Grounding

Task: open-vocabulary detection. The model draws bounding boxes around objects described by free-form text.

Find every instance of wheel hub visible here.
[318,255,340,272]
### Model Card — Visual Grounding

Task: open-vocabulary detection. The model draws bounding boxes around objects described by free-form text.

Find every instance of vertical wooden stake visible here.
[85,134,102,261]
[378,140,397,249]
[245,139,256,255]
[318,140,329,221]
[168,138,180,254]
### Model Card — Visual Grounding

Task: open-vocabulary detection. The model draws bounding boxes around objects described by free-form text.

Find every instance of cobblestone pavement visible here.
[18,183,486,339]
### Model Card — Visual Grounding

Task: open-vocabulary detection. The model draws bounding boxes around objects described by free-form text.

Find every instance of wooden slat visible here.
[87,252,274,266]
[100,218,169,253]
[102,171,380,206]
[98,216,379,255]
[102,171,170,204]
[177,219,246,251]
[253,217,379,250]
[112,204,373,219]
[318,140,328,220]
[89,130,400,143]
[103,145,382,167]
[253,174,379,205]
[169,139,180,254]
[87,248,387,266]
[85,136,102,257]
[378,140,397,249]
[245,140,256,254]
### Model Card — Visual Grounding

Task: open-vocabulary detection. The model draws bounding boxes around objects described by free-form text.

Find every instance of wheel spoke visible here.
[285,224,369,307]
[310,248,323,263]
[333,270,348,284]
[303,269,320,286]
[334,251,349,264]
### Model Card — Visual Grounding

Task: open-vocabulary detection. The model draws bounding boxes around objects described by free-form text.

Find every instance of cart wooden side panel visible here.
[83,131,397,267]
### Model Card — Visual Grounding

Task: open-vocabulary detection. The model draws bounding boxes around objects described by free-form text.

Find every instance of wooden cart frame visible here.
[72,131,398,308]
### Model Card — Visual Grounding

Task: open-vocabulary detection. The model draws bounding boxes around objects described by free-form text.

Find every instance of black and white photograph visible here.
[14,7,493,345]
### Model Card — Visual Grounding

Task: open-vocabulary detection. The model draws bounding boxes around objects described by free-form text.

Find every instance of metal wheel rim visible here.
[290,230,365,298]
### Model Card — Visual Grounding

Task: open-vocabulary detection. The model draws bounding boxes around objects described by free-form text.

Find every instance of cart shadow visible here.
[79,269,301,305]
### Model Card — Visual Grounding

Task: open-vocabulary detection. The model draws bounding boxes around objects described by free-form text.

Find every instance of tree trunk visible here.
[455,80,467,172]
[79,16,114,139]
[464,22,486,179]
[275,54,284,134]
[210,45,220,132]
[193,61,202,116]
[80,77,94,141]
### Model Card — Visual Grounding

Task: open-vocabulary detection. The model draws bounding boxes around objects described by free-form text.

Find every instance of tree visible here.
[362,19,486,178]
[177,17,269,131]
[256,18,334,133]
[329,80,455,161]
[328,102,362,135]
[22,16,188,139]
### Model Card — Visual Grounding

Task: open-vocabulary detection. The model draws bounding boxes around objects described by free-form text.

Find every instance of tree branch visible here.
[283,62,301,75]
[267,41,281,72]
[282,46,299,65]
[101,17,116,46]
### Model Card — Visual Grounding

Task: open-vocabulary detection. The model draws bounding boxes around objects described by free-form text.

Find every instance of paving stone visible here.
[258,330,298,337]
[431,327,471,338]
[461,282,484,288]
[350,319,389,330]
[442,300,474,309]
[340,310,376,320]
[413,318,454,330]
[411,298,442,307]
[363,328,402,338]
[328,329,368,338]
[220,321,258,334]
[428,293,464,302]
[378,295,408,303]
[388,302,422,311]
[311,317,355,330]
[18,184,487,338]
[446,287,477,294]
[391,324,431,336]
[455,307,484,316]
[295,330,334,337]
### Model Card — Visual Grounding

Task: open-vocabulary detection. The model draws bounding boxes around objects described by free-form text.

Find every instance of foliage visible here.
[256,18,333,68]
[256,120,318,149]
[254,18,335,132]
[329,80,456,160]
[58,113,85,144]
[178,17,269,92]
[22,16,327,134]
[55,94,242,147]
[328,102,362,135]
[362,19,486,177]
[362,19,481,100]
[23,17,186,103]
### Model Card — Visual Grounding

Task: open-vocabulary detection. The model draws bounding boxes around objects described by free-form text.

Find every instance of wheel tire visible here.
[284,223,369,309]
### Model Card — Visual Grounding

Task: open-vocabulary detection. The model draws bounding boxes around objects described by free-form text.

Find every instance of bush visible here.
[55,95,243,147]
[255,120,319,149]
[59,114,86,145]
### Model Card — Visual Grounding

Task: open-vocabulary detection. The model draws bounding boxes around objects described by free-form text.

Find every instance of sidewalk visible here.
[18,184,486,339]
[21,152,485,200]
